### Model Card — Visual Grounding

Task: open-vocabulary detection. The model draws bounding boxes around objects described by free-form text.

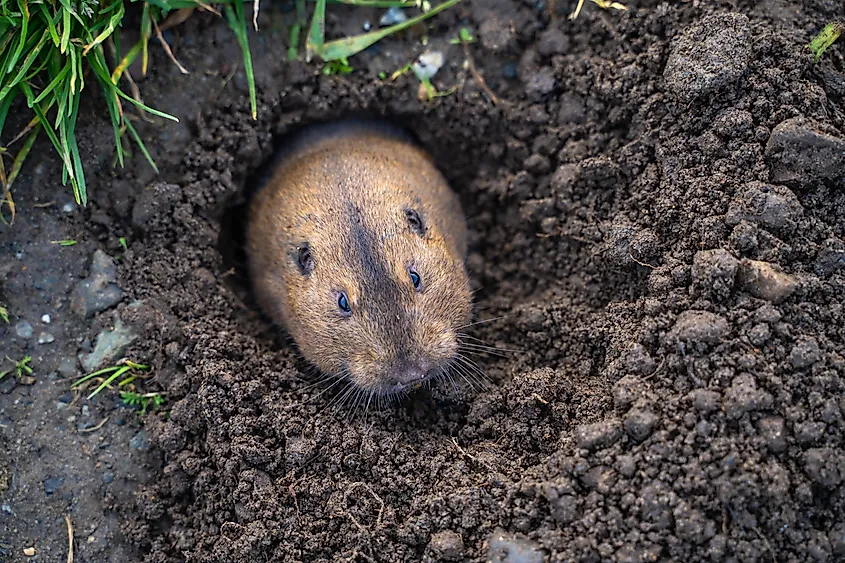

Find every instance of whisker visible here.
[454,354,493,390]
[456,314,510,330]
[458,344,514,358]
[457,334,525,354]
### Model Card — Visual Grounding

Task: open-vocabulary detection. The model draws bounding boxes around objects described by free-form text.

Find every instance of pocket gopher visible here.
[247,120,471,397]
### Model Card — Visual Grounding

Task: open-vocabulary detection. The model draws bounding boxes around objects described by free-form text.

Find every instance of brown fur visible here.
[247,121,471,396]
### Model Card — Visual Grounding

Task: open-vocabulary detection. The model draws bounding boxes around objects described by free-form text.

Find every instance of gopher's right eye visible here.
[337,292,351,316]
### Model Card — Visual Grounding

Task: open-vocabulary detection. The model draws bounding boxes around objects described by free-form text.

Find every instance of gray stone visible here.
[379,7,406,26]
[130,430,150,451]
[57,357,78,378]
[766,117,845,189]
[71,250,124,318]
[487,528,544,563]
[78,314,138,372]
[37,332,54,345]
[43,476,64,495]
[102,472,115,484]
[14,320,33,339]
[0,376,16,394]
[739,259,800,304]
[663,13,750,102]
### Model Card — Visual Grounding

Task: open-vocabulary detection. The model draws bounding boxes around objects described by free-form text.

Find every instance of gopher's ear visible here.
[293,243,314,276]
[404,208,426,236]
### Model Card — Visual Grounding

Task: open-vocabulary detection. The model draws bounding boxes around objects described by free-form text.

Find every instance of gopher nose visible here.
[392,362,429,386]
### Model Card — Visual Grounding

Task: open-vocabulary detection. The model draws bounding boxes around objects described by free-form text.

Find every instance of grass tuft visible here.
[1,355,32,379]
[120,390,165,414]
[1,0,462,208]
[72,358,149,400]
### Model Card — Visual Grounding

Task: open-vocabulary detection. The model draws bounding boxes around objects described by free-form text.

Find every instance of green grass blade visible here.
[0,84,15,139]
[124,118,159,173]
[305,0,326,62]
[319,0,462,61]
[67,87,86,204]
[111,38,143,83]
[37,2,59,47]
[7,0,28,74]
[60,5,70,53]
[6,123,39,188]
[82,0,123,56]
[87,46,178,122]
[72,365,120,388]
[0,27,50,102]
[87,365,132,399]
[140,2,150,74]
[288,0,306,61]
[32,60,70,105]
[809,22,844,62]
[19,82,74,182]
[89,64,124,168]
[224,1,256,119]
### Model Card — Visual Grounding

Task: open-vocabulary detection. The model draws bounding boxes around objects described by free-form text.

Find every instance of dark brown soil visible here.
[2,0,845,561]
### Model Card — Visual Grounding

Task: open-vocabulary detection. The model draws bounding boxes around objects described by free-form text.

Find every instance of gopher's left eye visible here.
[409,269,422,291]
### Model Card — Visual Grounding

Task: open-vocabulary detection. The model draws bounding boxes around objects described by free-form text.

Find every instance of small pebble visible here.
[41,314,51,324]
[379,7,406,26]
[412,51,445,81]
[62,201,74,213]
[362,20,371,32]
[503,61,518,79]
[103,472,115,484]
[1,503,13,515]
[43,476,64,495]
[15,320,33,339]
[70,250,125,318]
[24,547,36,557]
[766,117,845,189]
[0,376,16,394]
[130,430,150,451]
[82,405,90,417]
[739,259,799,304]
[488,528,544,563]
[37,332,55,344]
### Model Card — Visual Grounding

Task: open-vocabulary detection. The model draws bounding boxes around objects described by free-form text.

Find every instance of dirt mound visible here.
[3,0,845,561]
